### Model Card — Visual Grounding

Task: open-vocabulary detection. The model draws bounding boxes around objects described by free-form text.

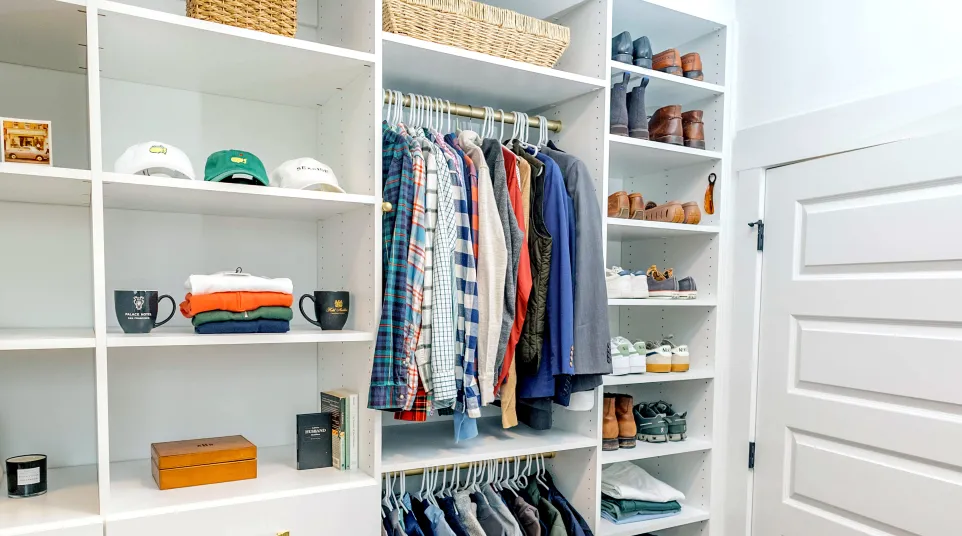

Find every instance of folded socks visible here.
[191,306,294,327]
[180,291,294,318]
[194,319,291,334]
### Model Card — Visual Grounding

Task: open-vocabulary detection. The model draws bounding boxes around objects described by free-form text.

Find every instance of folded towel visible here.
[194,319,291,334]
[601,498,681,521]
[600,510,679,525]
[191,306,294,327]
[602,494,682,514]
[185,271,293,295]
[180,292,293,318]
[601,461,686,503]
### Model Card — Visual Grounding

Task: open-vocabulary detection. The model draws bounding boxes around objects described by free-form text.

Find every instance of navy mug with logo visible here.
[114,290,175,334]
[299,291,349,330]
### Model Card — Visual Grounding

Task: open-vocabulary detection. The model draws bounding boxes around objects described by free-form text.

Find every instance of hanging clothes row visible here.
[382,454,593,536]
[369,90,611,441]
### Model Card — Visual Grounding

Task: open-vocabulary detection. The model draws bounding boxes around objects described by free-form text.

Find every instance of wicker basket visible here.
[383,0,570,68]
[187,0,297,37]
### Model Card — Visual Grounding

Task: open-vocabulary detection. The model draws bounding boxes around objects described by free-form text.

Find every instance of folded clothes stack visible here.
[600,462,684,525]
[179,271,294,334]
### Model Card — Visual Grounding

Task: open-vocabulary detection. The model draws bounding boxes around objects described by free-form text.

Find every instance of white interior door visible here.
[752,133,962,535]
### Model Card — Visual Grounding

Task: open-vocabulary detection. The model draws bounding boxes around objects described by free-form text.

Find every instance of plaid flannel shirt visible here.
[399,124,426,411]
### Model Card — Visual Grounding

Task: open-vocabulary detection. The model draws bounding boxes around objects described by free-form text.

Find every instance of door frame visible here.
[720,76,962,536]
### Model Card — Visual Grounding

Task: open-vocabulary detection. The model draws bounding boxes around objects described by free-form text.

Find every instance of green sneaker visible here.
[652,401,687,441]
[633,403,668,443]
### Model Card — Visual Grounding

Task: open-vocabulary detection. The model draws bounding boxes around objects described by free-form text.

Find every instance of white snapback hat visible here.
[271,157,344,193]
[114,141,195,180]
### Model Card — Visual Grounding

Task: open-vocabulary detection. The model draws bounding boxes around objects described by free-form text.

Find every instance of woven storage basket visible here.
[187,0,297,37]
[383,0,570,68]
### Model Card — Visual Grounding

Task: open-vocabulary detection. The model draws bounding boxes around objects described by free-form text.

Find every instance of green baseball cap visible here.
[204,149,269,186]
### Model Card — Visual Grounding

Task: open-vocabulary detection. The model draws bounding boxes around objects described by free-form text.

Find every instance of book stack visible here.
[319,390,358,470]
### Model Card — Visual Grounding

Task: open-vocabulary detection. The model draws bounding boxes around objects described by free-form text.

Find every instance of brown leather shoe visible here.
[681,52,703,81]
[682,110,706,149]
[615,394,636,449]
[682,201,701,224]
[628,193,645,220]
[603,394,619,451]
[644,201,685,223]
[649,105,684,146]
[653,48,682,76]
[608,191,629,218]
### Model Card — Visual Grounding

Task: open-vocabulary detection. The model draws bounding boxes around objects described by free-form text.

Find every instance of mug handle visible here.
[299,294,322,328]
[154,295,176,328]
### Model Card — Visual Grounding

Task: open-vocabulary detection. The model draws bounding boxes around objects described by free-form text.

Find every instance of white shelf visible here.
[609,298,716,307]
[107,444,377,520]
[382,33,606,112]
[97,1,375,108]
[598,504,709,535]
[610,61,724,109]
[0,463,101,536]
[0,0,86,75]
[607,218,720,240]
[102,172,377,220]
[0,164,91,207]
[0,328,95,351]
[609,134,721,176]
[603,367,714,385]
[601,438,712,464]
[612,0,726,48]
[381,418,597,473]
[107,327,374,348]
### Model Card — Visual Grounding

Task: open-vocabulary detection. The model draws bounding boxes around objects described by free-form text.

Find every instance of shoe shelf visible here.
[0,463,101,536]
[610,61,725,110]
[608,298,717,307]
[608,135,722,176]
[598,504,709,536]
[601,437,712,465]
[603,367,714,386]
[607,218,720,240]
[105,327,375,348]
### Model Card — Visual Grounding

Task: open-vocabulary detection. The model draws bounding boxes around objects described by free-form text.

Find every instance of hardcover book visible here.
[296,413,333,470]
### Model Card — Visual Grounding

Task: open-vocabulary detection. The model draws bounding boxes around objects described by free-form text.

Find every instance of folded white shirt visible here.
[601,462,686,503]
[185,271,294,295]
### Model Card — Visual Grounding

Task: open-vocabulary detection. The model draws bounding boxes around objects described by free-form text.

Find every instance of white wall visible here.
[735,0,962,131]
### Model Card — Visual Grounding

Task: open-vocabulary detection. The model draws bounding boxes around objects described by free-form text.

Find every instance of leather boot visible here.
[602,394,619,451]
[615,394,637,449]
[612,31,633,64]
[628,193,645,220]
[627,77,649,140]
[607,191,629,218]
[682,52,704,81]
[649,105,683,146]
[653,48,683,76]
[632,36,652,69]
[682,110,706,149]
[610,73,629,136]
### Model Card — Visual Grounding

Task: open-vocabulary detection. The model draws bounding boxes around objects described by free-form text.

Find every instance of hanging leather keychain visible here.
[704,172,716,215]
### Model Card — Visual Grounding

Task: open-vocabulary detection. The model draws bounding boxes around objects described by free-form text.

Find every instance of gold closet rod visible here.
[383,91,563,133]
[396,452,557,477]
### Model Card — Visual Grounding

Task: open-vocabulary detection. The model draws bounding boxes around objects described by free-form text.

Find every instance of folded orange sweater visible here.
[180,291,294,318]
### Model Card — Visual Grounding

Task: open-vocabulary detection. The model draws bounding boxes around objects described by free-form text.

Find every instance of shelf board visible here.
[107,444,377,520]
[608,298,716,307]
[0,328,95,351]
[106,327,374,348]
[607,218,719,240]
[0,463,101,536]
[601,438,712,464]
[598,503,709,535]
[603,367,714,386]
[102,172,376,220]
[0,164,91,207]
[608,134,721,176]
[382,33,606,113]
[612,0,726,49]
[0,0,86,75]
[381,417,596,473]
[97,1,375,107]
[610,61,724,109]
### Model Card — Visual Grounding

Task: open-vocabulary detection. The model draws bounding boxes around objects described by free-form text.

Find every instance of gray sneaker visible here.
[645,265,678,299]
[677,276,697,299]
[633,403,668,443]
[652,401,687,441]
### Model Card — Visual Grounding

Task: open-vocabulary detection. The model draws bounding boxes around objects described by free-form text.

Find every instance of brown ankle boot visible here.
[628,193,645,220]
[682,110,706,149]
[602,394,619,451]
[615,394,637,449]
[653,48,683,76]
[681,52,703,81]
[607,191,629,218]
[649,105,684,146]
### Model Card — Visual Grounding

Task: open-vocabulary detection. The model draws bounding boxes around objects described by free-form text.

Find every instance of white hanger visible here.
[498,109,506,143]
[446,100,453,133]
[536,454,549,490]
[384,90,393,126]
[538,116,548,147]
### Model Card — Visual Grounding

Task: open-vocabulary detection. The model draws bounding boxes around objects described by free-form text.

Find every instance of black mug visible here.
[300,291,349,330]
[115,290,175,334]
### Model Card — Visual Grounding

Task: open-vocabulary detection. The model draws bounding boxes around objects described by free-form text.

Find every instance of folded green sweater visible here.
[191,306,293,327]
[601,495,681,520]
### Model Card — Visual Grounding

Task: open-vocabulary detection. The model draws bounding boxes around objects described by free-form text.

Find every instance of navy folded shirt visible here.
[194,319,290,334]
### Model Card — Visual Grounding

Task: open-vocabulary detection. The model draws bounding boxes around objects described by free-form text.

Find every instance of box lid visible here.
[151,435,256,470]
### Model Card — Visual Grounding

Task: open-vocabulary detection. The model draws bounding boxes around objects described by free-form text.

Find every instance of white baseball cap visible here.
[113,141,195,180]
[271,157,344,193]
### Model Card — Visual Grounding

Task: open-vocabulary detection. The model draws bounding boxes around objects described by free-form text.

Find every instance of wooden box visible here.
[151,435,257,490]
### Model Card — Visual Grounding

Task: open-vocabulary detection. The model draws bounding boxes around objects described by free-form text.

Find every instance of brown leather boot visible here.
[628,193,645,220]
[682,110,706,149]
[602,394,619,451]
[615,394,636,449]
[649,105,683,146]
[653,48,682,76]
[607,191,629,218]
[681,52,703,81]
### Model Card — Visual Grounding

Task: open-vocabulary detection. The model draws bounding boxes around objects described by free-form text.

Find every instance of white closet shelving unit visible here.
[0,0,731,535]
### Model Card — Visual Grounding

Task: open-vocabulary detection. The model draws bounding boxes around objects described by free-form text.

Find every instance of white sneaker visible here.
[609,338,631,376]
[659,336,690,372]
[630,270,650,298]
[605,267,632,299]
[642,341,673,373]
[616,336,645,374]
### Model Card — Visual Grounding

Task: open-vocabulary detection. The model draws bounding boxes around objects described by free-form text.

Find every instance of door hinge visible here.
[748,220,764,251]
[748,442,756,469]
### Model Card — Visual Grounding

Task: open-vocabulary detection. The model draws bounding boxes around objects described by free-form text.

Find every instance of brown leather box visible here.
[151,435,257,490]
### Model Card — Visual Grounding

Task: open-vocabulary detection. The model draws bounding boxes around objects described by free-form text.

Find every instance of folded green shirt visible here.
[191,306,293,327]
[601,495,681,520]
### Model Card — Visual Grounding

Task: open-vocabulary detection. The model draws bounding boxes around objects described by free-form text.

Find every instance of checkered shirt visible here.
[412,137,438,397]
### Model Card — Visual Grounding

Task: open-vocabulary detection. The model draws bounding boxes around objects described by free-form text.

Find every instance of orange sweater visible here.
[180,292,293,318]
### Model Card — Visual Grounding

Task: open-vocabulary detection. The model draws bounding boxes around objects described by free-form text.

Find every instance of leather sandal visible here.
[643,201,684,223]
[608,191,629,218]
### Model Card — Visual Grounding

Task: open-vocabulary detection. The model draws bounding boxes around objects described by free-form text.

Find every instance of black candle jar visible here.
[6,454,47,498]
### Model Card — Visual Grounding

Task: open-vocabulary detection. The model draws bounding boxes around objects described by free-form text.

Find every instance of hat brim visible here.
[295,182,346,193]
[206,167,270,186]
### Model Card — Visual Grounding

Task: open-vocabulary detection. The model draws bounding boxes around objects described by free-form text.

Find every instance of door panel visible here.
[752,134,962,536]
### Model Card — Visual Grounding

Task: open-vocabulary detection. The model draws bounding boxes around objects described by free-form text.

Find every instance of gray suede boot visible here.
[627,77,650,139]
[610,73,629,136]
